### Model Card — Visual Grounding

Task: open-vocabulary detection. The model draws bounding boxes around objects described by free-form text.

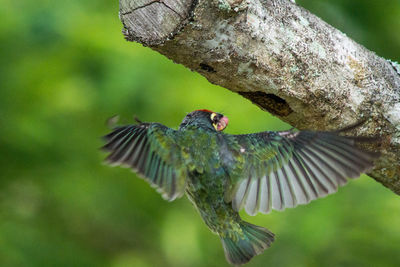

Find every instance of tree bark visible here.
[120,0,400,194]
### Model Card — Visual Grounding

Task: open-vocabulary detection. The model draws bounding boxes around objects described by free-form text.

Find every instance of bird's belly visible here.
[186,170,241,235]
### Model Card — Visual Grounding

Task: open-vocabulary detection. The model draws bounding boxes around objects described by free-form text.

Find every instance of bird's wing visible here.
[102,123,187,201]
[222,129,379,215]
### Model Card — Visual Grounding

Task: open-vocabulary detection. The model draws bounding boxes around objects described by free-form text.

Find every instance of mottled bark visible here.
[120,0,400,194]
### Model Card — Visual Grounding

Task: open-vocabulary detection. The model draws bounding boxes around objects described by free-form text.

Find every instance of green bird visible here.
[102,109,379,265]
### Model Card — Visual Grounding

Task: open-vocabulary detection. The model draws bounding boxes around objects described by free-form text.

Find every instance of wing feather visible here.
[258,176,271,214]
[244,178,259,215]
[223,129,379,215]
[270,171,283,211]
[102,123,188,201]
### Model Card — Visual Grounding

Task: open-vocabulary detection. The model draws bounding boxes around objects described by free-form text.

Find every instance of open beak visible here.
[216,116,229,131]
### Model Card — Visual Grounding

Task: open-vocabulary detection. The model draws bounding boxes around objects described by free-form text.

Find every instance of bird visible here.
[101,109,379,265]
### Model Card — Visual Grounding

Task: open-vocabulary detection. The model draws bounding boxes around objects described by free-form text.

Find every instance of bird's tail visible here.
[220,221,275,265]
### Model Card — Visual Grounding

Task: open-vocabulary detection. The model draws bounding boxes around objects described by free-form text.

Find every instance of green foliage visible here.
[1,0,399,266]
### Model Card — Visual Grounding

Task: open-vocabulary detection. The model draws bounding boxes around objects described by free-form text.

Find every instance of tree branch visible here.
[119,0,400,194]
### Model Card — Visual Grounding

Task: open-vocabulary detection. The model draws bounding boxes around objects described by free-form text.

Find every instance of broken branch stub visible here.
[120,0,400,194]
[120,0,196,45]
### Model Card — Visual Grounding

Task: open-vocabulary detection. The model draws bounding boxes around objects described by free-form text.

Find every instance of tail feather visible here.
[221,221,274,265]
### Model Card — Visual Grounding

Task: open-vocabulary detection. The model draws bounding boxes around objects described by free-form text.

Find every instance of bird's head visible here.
[179,109,229,132]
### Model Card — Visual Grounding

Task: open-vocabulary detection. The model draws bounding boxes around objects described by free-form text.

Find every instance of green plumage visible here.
[102,110,379,265]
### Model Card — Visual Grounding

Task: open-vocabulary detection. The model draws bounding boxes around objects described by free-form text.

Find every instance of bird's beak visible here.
[216,116,229,131]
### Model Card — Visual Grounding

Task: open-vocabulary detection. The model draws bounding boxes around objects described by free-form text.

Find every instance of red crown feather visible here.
[195,109,214,113]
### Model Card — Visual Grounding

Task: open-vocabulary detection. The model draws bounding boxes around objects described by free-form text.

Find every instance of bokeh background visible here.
[1,0,400,266]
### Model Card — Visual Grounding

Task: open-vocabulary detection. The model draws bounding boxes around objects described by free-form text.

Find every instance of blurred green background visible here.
[1,0,399,266]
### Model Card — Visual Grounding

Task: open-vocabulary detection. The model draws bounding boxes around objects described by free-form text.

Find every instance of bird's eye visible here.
[210,112,217,122]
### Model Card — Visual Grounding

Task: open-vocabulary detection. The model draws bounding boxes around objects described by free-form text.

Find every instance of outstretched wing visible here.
[102,123,187,201]
[223,129,379,215]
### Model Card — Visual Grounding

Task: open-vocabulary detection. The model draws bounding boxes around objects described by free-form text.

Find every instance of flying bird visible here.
[102,109,379,265]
